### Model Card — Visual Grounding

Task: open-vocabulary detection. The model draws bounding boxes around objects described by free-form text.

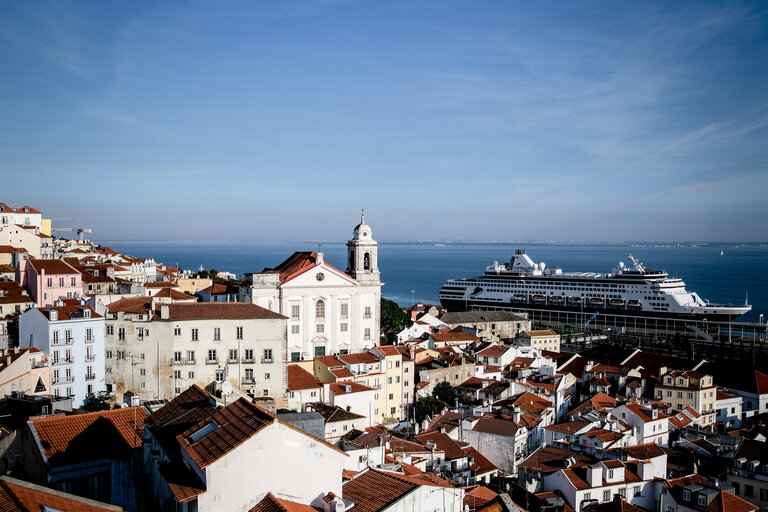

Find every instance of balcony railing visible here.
[205,359,219,365]
[241,357,255,364]
[186,358,196,365]
[227,358,239,364]
[261,358,273,364]
[241,377,256,385]
[85,374,95,381]
[171,359,184,366]
[85,355,96,362]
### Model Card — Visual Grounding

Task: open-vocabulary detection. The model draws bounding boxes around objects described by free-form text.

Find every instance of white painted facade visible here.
[329,384,375,427]
[241,217,382,360]
[190,420,347,511]
[608,404,670,446]
[19,303,106,407]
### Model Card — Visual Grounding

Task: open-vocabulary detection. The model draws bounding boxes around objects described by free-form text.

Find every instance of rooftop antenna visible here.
[361,208,365,223]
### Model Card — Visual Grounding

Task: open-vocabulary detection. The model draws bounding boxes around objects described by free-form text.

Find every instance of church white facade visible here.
[240,215,382,360]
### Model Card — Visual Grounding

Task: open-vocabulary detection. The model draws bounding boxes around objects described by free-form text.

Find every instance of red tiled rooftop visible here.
[0,476,121,512]
[288,365,324,391]
[249,492,322,512]
[28,259,79,275]
[165,302,286,321]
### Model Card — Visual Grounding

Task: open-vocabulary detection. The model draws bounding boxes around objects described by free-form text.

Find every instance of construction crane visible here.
[52,227,92,241]
[584,311,600,328]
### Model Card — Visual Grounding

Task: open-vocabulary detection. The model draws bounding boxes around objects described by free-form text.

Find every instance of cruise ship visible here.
[439,249,751,322]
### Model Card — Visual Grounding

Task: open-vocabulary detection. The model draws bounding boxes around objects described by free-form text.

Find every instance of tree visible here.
[415,395,444,423]
[432,381,456,405]
[380,298,413,344]
[82,394,111,412]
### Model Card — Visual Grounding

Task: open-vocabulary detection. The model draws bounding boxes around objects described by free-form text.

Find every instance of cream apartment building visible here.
[655,370,717,426]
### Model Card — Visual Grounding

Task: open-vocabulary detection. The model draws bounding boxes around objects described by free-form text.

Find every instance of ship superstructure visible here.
[439,249,751,321]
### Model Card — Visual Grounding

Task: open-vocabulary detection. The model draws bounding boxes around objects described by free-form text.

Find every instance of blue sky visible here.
[1,1,767,242]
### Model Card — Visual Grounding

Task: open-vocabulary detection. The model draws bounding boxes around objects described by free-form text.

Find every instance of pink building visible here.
[16,259,82,307]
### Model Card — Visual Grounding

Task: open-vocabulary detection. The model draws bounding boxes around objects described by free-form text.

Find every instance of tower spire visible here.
[361,208,365,224]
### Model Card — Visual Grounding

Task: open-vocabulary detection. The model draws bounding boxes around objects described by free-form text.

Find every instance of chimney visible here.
[638,460,653,480]
[513,405,521,423]
[586,465,603,487]
[316,252,324,265]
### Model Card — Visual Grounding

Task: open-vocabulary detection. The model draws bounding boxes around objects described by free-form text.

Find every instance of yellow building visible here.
[655,370,717,426]
[176,277,213,295]
[519,329,561,353]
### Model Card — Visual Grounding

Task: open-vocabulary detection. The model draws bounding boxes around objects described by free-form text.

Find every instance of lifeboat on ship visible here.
[531,295,546,304]
[589,298,605,306]
[609,299,625,307]
[512,294,528,303]
[568,296,582,304]
[627,300,642,309]
[549,295,564,303]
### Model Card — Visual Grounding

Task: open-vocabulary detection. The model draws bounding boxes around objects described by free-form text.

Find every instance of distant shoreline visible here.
[92,239,768,247]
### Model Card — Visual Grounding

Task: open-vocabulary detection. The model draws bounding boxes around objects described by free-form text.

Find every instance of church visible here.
[240,215,382,361]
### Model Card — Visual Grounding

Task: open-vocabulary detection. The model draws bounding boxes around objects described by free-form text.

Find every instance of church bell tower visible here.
[347,212,380,284]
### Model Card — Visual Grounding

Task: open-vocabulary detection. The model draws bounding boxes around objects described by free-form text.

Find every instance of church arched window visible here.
[364,252,370,270]
[315,299,325,319]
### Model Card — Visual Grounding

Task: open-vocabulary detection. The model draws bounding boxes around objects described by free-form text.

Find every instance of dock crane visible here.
[52,227,92,241]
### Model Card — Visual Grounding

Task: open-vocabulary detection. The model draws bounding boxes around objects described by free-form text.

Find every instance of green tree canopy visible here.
[415,395,444,423]
[432,380,457,405]
[380,298,413,344]
[81,394,111,412]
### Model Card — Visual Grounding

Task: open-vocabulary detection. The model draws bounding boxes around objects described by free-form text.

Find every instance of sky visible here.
[1,1,767,242]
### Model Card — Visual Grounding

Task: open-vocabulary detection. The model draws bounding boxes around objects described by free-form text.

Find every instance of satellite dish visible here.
[465,506,471,512]
[221,381,233,396]
[505,483,510,491]
[120,403,128,408]
[385,441,390,450]
[619,261,625,269]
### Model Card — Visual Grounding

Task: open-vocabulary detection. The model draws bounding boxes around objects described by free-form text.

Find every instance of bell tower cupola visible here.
[347,211,380,284]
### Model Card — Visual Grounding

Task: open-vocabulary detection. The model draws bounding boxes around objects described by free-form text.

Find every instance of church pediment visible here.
[281,263,359,288]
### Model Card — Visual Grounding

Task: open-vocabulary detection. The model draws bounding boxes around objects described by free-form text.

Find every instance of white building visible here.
[608,402,670,446]
[240,215,382,360]
[104,298,288,405]
[19,299,106,407]
[715,389,743,429]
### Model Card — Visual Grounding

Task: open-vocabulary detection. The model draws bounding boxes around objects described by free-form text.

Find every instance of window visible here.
[677,391,683,398]
[390,407,396,415]
[364,252,370,270]
[634,486,641,497]
[760,489,768,501]
[291,325,300,334]
[340,323,348,332]
[207,349,217,363]
[584,493,591,501]
[173,369,181,379]
[340,303,348,318]
[603,491,610,502]
[608,469,614,479]
[316,324,324,333]
[174,327,181,336]
[187,350,195,363]
[215,370,224,382]
[65,368,72,382]
[191,328,198,341]
[229,349,238,362]
[265,373,270,380]
[389,393,394,400]
[667,390,672,397]
[140,368,146,376]
[388,377,392,384]
[106,350,112,359]
[291,352,300,362]
[245,369,254,381]
[59,277,64,287]
[618,488,626,498]
[745,485,754,498]
[688,392,694,399]
[47,278,53,287]
[263,349,273,362]
[52,351,59,364]
[396,376,400,383]
[214,327,221,341]
[236,326,243,339]
[698,495,707,506]
[315,346,325,357]
[116,327,125,341]
[364,328,371,339]
[291,305,300,320]
[396,361,400,368]
[65,329,73,343]
[52,330,59,344]
[388,361,392,369]
[364,306,371,319]
[71,277,77,286]
[188,371,195,379]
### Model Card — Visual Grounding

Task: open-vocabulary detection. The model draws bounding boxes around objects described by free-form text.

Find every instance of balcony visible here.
[171,359,184,366]
[241,357,255,364]
[85,355,96,362]
[205,359,219,365]
[241,377,256,385]
[85,337,94,344]
[85,374,96,381]
[261,358,273,364]
[186,358,196,365]
[227,358,239,364]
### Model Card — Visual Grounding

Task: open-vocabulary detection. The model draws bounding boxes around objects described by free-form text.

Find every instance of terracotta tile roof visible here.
[416,431,466,460]
[260,252,323,283]
[621,443,666,460]
[158,458,206,503]
[337,352,380,365]
[624,403,668,423]
[462,445,498,475]
[568,392,617,417]
[200,283,239,295]
[330,367,355,379]
[145,281,177,288]
[37,303,102,321]
[315,355,342,368]
[166,302,286,321]
[106,296,153,314]
[0,264,14,272]
[343,469,451,512]
[374,345,400,357]
[179,398,273,468]
[153,288,196,300]
[28,259,79,275]
[329,381,374,395]
[0,245,17,253]
[145,385,218,446]
[425,411,470,434]
[583,499,650,512]
[513,391,552,413]
[717,390,735,400]
[545,420,592,434]
[589,363,624,374]
[249,492,321,512]
[520,445,593,474]
[665,475,757,512]
[29,407,147,467]
[288,365,325,391]
[431,331,479,343]
[471,417,519,437]
[0,476,121,512]
[305,402,366,423]
[0,281,32,305]
[525,329,557,337]
[476,345,512,358]
[756,371,768,395]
